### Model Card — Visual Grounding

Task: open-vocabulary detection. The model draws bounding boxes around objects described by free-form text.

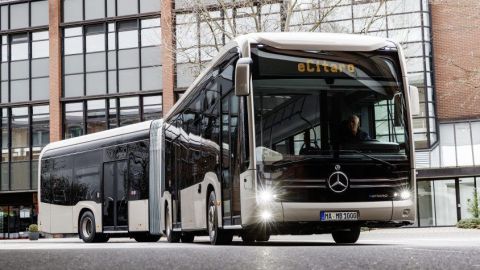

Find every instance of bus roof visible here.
[240,32,393,52]
[164,32,396,120]
[40,120,153,159]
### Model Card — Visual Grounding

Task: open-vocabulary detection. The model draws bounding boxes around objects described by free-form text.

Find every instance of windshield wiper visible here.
[338,150,397,170]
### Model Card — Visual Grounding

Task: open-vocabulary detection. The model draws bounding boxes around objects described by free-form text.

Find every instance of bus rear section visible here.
[38,120,163,243]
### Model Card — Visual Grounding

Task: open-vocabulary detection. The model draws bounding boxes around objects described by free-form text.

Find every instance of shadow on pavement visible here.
[192,241,390,247]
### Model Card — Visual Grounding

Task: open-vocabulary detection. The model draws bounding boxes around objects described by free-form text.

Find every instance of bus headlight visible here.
[400,190,411,200]
[258,189,276,204]
[260,210,272,222]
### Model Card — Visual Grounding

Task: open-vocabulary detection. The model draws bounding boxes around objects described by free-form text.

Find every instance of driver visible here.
[299,131,319,155]
[341,115,371,143]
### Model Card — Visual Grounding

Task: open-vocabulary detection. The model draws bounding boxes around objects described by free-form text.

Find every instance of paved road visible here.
[1,227,480,270]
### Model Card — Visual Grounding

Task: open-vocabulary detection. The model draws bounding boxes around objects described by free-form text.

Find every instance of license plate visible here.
[320,211,358,221]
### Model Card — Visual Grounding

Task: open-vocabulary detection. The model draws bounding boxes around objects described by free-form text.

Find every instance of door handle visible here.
[197,184,202,194]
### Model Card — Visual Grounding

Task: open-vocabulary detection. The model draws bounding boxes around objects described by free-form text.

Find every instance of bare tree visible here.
[173,0,404,81]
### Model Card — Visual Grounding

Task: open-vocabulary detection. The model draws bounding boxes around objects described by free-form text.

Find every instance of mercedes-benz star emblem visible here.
[328,171,349,193]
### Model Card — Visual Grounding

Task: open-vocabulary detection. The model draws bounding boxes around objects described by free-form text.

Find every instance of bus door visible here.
[220,93,241,226]
[103,160,128,231]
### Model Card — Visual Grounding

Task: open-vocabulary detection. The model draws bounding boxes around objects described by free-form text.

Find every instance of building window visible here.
[63,0,160,23]
[64,102,85,139]
[0,31,50,104]
[143,95,162,121]
[119,96,139,126]
[87,99,107,134]
[63,95,162,138]
[0,0,49,30]
[63,17,162,98]
[1,109,9,191]
[0,104,49,192]
[418,177,480,227]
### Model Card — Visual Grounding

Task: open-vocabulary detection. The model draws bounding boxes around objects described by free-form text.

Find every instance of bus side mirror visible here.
[235,57,252,96]
[409,85,420,116]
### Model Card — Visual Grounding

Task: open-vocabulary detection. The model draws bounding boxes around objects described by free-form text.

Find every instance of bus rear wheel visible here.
[180,233,195,243]
[79,211,109,243]
[207,191,233,245]
[332,227,361,244]
[165,204,180,243]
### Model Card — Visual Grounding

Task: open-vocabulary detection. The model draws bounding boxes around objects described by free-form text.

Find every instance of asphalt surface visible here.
[1,227,480,270]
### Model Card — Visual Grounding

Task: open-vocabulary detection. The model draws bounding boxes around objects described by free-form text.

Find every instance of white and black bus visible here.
[160,32,419,245]
[38,120,164,242]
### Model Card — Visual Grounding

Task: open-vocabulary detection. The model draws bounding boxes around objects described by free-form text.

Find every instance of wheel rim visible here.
[208,198,216,241]
[82,217,92,239]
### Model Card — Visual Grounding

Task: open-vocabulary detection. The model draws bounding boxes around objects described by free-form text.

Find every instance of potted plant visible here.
[28,224,40,240]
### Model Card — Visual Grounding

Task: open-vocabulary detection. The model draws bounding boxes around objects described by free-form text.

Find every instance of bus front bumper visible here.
[254,199,415,227]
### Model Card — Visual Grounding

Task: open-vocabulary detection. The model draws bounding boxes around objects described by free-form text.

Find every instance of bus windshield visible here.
[252,46,410,167]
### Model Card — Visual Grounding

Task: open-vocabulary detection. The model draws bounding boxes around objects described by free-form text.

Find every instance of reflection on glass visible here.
[11,107,29,162]
[1,108,9,162]
[32,31,49,59]
[459,178,476,220]
[87,99,107,134]
[10,3,29,29]
[455,123,473,166]
[86,24,106,53]
[11,34,28,61]
[32,105,50,160]
[65,102,84,138]
[434,179,457,226]
[63,0,83,22]
[119,97,139,126]
[143,95,162,120]
[440,124,456,167]
[118,21,138,49]
[84,0,105,20]
[1,164,8,191]
[11,161,30,190]
[418,181,434,226]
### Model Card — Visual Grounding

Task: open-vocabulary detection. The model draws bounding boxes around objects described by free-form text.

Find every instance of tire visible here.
[180,233,195,243]
[332,227,361,244]
[207,191,233,245]
[256,232,270,242]
[96,234,110,243]
[165,204,180,243]
[79,211,107,243]
[133,233,161,242]
[241,230,256,243]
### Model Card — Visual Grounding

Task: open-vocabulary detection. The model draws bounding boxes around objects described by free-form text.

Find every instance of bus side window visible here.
[40,159,53,203]
[51,157,74,206]
[72,150,102,204]
[128,140,149,200]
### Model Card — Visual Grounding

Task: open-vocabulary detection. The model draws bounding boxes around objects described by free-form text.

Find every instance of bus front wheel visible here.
[79,211,109,243]
[331,227,361,244]
[207,191,233,245]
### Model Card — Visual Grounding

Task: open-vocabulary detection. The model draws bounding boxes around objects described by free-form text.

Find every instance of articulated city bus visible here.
[159,33,419,245]
[38,120,165,242]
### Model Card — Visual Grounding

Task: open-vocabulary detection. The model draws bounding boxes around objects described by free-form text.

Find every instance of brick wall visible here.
[161,0,175,116]
[431,0,480,121]
[49,0,62,142]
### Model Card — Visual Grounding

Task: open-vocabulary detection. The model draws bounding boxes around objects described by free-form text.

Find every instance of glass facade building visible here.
[0,0,478,237]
